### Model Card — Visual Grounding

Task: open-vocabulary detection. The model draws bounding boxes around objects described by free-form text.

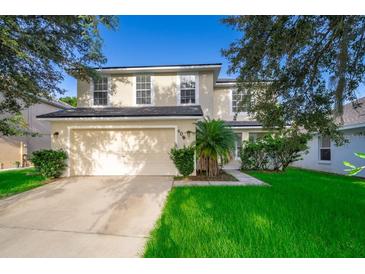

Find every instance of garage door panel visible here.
[70,128,176,176]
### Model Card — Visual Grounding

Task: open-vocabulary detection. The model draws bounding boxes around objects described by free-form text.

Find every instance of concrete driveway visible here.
[0,176,172,257]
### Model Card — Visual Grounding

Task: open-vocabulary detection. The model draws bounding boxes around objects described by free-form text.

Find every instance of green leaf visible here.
[354,152,365,159]
[348,167,363,176]
[343,161,356,169]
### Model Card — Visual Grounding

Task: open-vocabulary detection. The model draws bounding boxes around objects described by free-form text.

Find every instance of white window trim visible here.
[318,135,331,162]
[230,88,249,116]
[234,132,242,160]
[176,73,199,106]
[90,75,112,108]
[133,74,155,106]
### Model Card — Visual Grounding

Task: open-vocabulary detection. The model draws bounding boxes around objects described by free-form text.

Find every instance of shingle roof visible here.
[216,78,237,83]
[93,63,222,70]
[224,120,262,127]
[37,105,203,119]
[38,97,73,109]
[339,97,365,126]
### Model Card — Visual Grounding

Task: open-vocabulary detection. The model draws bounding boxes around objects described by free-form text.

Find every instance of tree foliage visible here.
[59,96,77,107]
[344,152,365,176]
[222,16,365,144]
[240,130,309,171]
[195,118,236,177]
[0,114,36,136]
[0,16,118,135]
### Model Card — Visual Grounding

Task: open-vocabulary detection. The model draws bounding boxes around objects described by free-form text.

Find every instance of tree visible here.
[0,16,118,135]
[195,118,236,177]
[222,16,365,144]
[59,96,77,107]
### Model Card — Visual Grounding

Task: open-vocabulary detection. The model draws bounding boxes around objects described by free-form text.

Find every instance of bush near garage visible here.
[169,146,195,177]
[30,149,68,178]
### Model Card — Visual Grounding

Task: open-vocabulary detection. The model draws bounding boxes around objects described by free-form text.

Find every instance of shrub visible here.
[240,130,309,171]
[275,130,309,170]
[240,141,269,170]
[30,149,68,178]
[169,146,195,177]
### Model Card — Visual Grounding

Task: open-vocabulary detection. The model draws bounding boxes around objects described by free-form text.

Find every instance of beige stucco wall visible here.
[77,71,215,117]
[198,71,214,117]
[77,80,92,107]
[0,137,25,169]
[153,73,179,106]
[50,119,197,176]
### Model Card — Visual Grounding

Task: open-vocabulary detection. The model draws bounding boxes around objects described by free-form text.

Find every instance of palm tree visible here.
[195,118,237,177]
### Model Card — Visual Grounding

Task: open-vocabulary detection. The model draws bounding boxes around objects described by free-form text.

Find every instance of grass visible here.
[174,170,238,181]
[0,168,46,198]
[144,167,365,257]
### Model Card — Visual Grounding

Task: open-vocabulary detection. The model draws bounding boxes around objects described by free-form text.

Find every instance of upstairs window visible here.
[136,75,152,105]
[93,77,108,106]
[319,135,331,161]
[180,75,196,104]
[232,89,250,113]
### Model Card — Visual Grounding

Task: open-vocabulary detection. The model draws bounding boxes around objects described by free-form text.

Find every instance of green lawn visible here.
[0,168,46,198]
[144,168,365,258]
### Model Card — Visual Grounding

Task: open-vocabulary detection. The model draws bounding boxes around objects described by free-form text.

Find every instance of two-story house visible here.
[38,63,265,176]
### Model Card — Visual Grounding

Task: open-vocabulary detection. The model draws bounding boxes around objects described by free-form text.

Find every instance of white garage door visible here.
[70,128,176,176]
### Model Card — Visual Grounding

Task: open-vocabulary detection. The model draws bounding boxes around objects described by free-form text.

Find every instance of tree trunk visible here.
[198,155,220,177]
[334,16,350,123]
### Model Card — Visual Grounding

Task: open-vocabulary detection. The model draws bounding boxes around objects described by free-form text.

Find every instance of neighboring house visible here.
[0,98,71,169]
[293,97,365,178]
[37,63,267,176]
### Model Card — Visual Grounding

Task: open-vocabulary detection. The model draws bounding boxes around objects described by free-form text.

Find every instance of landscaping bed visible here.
[174,170,238,181]
[144,167,365,257]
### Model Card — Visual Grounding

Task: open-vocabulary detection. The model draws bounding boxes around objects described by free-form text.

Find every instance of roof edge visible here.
[93,63,222,70]
[38,97,73,109]
[37,116,203,121]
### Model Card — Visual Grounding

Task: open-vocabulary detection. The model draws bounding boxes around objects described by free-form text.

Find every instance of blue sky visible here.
[60,15,364,98]
[60,16,241,97]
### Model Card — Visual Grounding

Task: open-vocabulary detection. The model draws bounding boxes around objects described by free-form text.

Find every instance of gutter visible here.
[339,122,365,131]
[37,116,203,121]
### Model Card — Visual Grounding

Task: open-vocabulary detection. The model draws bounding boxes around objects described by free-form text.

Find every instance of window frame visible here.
[230,88,250,115]
[90,75,111,107]
[234,132,243,160]
[248,132,266,143]
[134,74,154,106]
[177,73,199,105]
[319,135,331,162]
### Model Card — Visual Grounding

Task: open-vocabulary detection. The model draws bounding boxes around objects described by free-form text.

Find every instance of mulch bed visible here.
[174,171,239,181]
